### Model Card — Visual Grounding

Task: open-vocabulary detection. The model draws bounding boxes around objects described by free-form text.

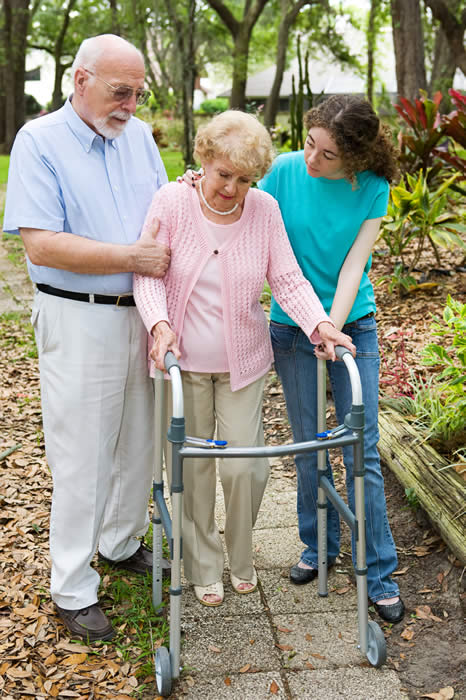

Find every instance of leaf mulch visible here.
[1,240,465,699]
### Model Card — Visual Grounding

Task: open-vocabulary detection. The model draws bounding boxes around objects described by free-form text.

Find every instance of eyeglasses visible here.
[83,68,151,106]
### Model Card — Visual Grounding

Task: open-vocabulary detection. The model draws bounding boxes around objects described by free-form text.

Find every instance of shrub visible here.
[198,98,229,115]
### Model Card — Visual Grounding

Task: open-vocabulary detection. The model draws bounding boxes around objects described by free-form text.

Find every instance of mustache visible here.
[108,110,131,121]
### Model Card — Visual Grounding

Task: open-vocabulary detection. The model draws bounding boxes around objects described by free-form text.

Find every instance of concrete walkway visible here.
[171,464,408,699]
[0,238,408,699]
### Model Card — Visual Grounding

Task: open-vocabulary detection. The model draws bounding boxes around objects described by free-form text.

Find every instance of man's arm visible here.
[20,221,170,278]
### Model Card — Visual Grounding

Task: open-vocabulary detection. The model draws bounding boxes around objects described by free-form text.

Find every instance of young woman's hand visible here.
[314,322,356,362]
[150,321,181,370]
[176,168,203,186]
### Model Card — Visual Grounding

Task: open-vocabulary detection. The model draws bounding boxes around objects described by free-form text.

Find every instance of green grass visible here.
[160,149,184,181]
[0,155,9,185]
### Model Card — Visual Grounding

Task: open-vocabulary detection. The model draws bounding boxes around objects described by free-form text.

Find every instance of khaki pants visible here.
[165,371,269,586]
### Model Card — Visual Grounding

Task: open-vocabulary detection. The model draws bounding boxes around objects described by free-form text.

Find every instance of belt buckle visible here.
[116,294,131,307]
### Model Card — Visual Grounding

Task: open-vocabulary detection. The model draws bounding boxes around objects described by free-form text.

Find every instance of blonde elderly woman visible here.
[134,110,355,607]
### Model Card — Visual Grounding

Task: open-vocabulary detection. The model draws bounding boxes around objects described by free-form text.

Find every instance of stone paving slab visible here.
[287,668,409,699]
[177,672,288,699]
[180,613,281,675]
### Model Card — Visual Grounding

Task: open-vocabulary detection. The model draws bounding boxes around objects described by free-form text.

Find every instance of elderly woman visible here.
[134,110,354,607]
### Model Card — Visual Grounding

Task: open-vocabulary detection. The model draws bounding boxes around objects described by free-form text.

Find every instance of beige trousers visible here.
[32,290,154,609]
[165,371,269,586]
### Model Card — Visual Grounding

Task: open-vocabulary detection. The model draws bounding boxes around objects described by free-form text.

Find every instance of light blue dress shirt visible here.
[3,98,168,294]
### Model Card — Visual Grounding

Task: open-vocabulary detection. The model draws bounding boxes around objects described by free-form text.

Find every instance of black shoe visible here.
[373,597,405,624]
[98,542,171,578]
[290,562,319,584]
[55,602,116,642]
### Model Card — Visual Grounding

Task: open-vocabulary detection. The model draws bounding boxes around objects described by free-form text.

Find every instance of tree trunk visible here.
[163,0,196,166]
[424,0,466,76]
[3,0,30,154]
[367,0,382,105]
[264,0,314,130]
[390,0,427,100]
[206,0,270,111]
[230,25,251,110]
[378,409,466,565]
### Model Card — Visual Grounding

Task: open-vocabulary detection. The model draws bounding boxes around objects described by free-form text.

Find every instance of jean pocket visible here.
[270,321,299,354]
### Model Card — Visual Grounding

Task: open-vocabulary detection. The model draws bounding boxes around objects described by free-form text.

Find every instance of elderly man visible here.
[4,34,170,642]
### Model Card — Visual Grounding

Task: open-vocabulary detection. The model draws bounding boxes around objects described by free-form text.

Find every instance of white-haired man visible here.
[4,34,170,641]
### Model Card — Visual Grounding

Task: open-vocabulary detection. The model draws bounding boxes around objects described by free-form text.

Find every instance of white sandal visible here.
[230,567,257,595]
[194,581,224,607]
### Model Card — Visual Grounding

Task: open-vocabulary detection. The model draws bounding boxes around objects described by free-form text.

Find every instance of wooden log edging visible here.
[378,408,466,565]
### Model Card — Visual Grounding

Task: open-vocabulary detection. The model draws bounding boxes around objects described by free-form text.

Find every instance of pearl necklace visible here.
[199,177,239,216]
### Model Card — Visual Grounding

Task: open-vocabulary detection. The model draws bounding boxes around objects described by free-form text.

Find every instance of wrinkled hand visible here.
[176,168,203,186]
[314,322,356,362]
[151,321,181,371]
[131,217,170,277]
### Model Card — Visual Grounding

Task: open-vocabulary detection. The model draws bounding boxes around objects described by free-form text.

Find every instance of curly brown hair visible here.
[304,95,400,184]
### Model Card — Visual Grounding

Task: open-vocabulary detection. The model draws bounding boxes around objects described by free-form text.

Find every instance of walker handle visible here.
[164,351,180,373]
[335,345,362,406]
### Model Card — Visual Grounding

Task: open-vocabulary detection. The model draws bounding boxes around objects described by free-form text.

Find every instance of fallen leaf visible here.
[393,567,409,576]
[275,643,293,651]
[224,677,232,686]
[270,680,279,694]
[420,688,454,700]
[277,626,291,633]
[239,664,250,673]
[311,653,326,659]
[208,645,221,653]
[335,586,350,595]
[401,628,414,641]
[305,662,315,670]
[62,653,88,666]
[305,633,312,641]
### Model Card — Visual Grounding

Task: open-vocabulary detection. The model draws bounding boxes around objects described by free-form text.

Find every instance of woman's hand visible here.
[314,322,356,362]
[176,168,203,186]
[150,321,181,370]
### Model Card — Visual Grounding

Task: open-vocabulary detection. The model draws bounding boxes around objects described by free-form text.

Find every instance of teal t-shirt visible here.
[258,150,389,325]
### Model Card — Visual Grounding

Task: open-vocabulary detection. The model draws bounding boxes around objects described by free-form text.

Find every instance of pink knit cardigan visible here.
[134,182,331,391]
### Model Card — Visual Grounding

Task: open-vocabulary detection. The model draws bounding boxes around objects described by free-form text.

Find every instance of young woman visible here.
[259,95,405,624]
[134,110,354,607]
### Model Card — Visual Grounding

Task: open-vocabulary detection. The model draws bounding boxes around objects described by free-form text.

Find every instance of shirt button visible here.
[214,250,219,254]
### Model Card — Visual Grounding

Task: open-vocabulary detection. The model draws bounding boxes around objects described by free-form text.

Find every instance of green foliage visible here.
[404,487,420,511]
[25,94,42,116]
[394,90,466,187]
[198,98,228,115]
[383,297,466,454]
[378,168,466,293]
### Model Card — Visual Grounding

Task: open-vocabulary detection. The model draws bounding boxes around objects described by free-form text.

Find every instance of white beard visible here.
[94,110,131,139]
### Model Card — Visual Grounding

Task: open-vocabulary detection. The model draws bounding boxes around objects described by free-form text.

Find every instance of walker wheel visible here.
[155,646,172,697]
[366,620,387,668]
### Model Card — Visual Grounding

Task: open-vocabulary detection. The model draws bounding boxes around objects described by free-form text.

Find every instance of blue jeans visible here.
[270,316,399,602]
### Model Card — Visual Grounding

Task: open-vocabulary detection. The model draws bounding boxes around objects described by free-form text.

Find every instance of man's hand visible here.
[314,322,356,362]
[131,218,170,278]
[151,321,181,370]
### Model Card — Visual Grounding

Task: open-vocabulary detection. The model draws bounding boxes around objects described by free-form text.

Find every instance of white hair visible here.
[71,34,143,80]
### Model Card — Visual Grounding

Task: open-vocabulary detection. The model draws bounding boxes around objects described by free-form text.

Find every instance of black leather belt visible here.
[359,312,375,320]
[37,284,135,306]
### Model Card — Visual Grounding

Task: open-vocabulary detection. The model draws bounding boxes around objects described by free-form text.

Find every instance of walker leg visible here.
[153,370,165,609]
[317,359,329,597]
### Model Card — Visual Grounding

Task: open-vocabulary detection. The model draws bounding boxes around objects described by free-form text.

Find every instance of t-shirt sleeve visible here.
[3,130,65,235]
[257,160,279,197]
[366,179,389,220]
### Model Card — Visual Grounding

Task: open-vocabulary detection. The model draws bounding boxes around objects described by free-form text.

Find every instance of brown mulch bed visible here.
[1,239,465,699]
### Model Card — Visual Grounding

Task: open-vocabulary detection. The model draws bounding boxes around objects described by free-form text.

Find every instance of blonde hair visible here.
[194,110,275,179]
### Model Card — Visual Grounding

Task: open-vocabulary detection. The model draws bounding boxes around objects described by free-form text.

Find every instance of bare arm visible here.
[329,217,382,330]
[20,219,170,279]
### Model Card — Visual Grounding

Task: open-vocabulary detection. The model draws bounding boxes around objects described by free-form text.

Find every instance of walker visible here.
[151,348,387,697]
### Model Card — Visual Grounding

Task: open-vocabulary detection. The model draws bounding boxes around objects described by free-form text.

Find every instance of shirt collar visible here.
[64,97,118,152]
